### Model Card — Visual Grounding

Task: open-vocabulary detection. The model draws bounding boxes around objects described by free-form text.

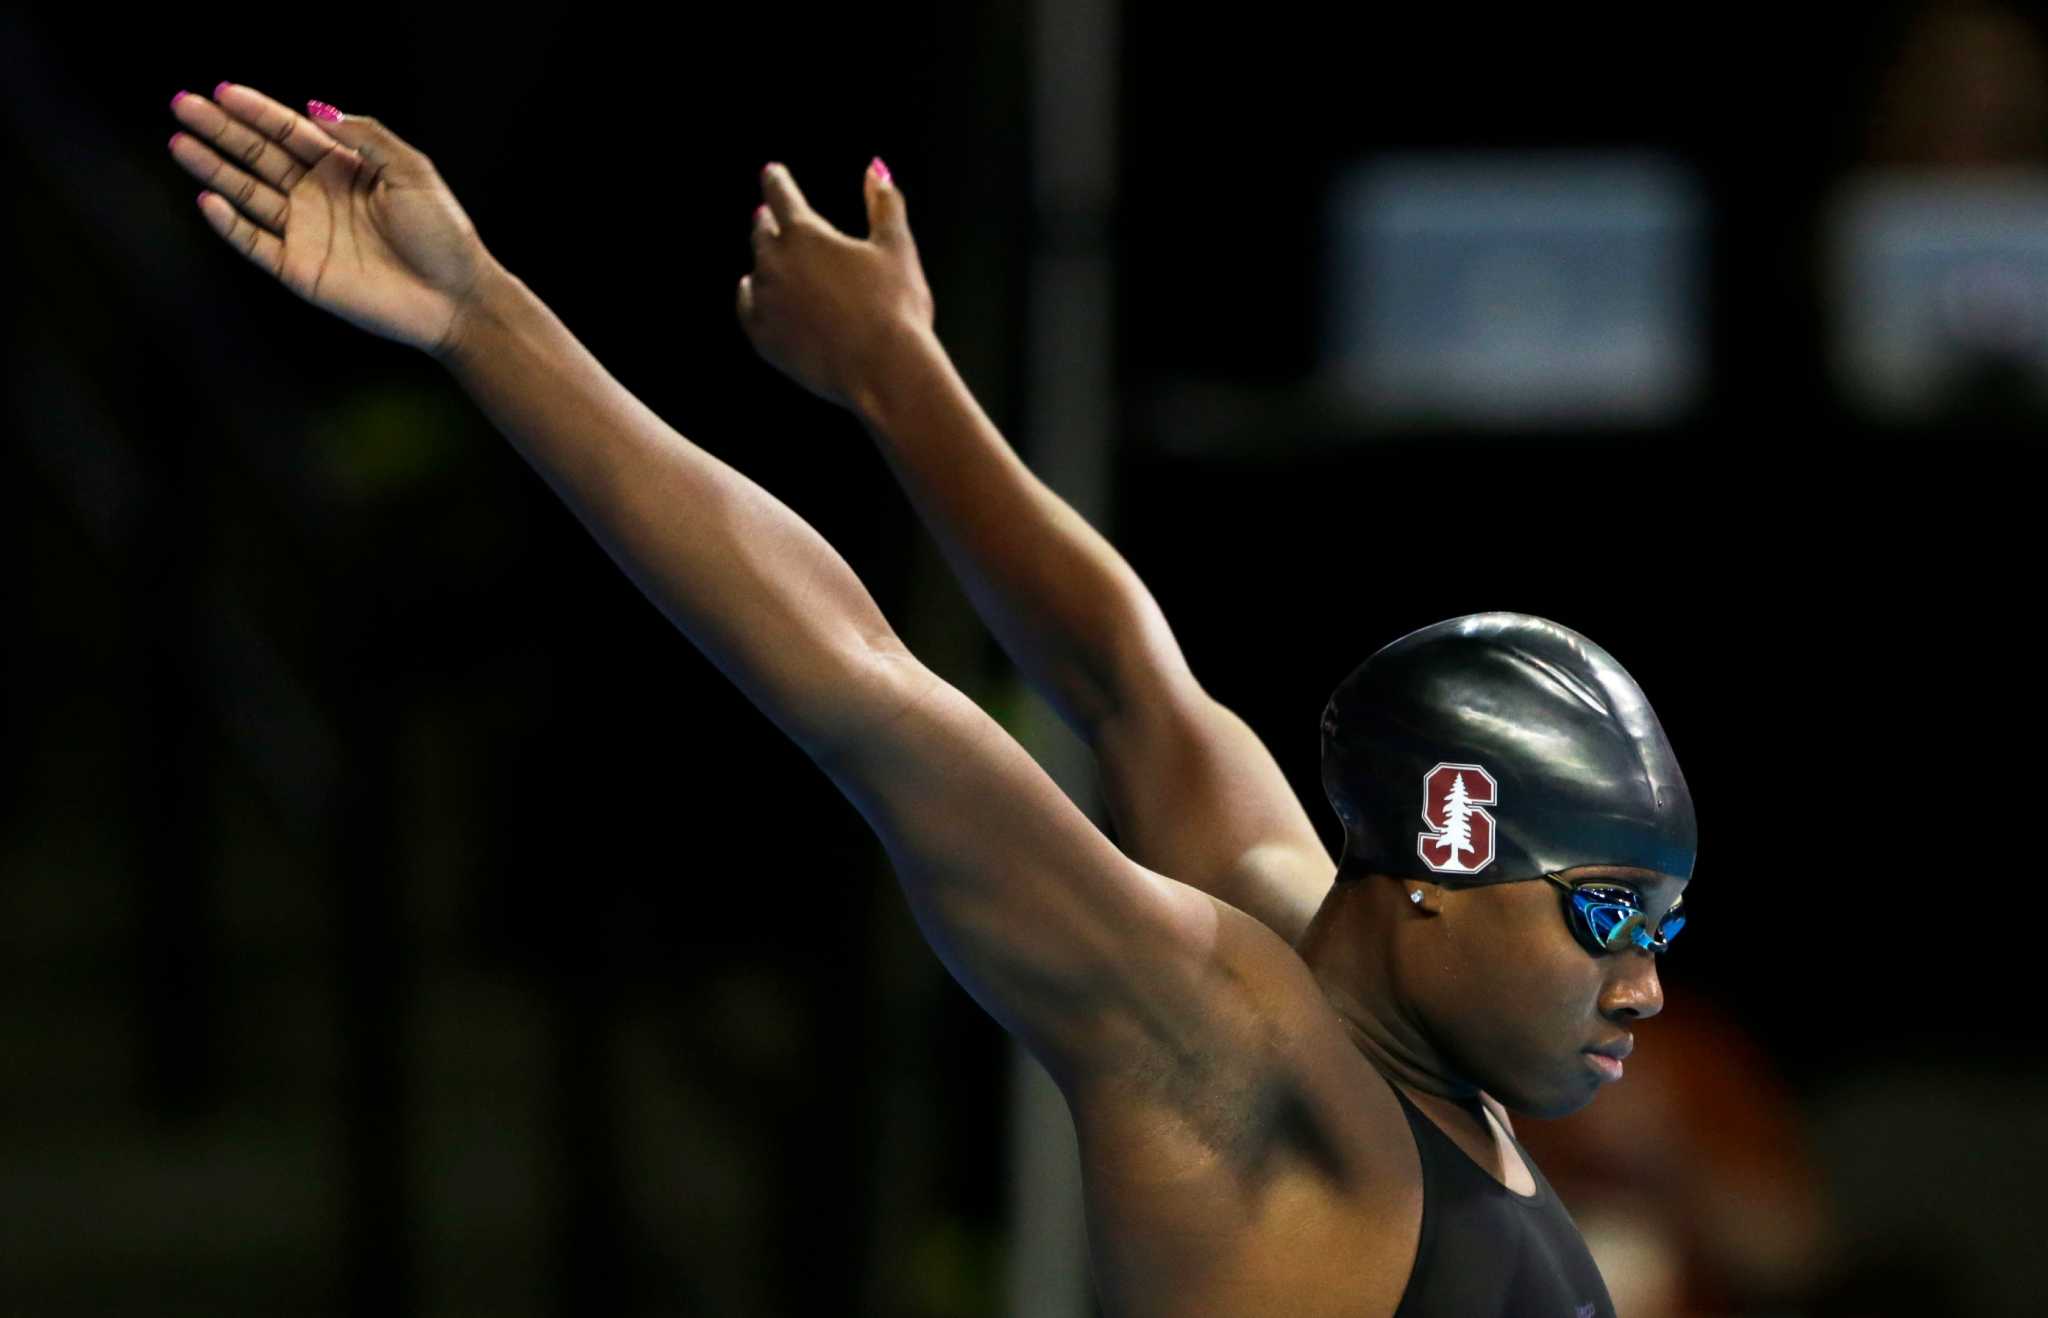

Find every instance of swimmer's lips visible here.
[1584,1035,1633,1062]
[1583,1035,1632,1082]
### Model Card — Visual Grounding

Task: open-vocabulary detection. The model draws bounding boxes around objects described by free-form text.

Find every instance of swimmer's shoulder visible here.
[1064,896,1424,1316]
[1068,891,1415,1174]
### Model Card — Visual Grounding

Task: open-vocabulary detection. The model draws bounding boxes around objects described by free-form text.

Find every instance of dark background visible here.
[4,3,2042,1315]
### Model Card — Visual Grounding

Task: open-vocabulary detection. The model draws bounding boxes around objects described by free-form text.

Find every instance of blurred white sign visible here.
[1325,154,1705,428]
[1829,171,2048,420]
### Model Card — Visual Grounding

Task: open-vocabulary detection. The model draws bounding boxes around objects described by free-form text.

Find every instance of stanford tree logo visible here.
[1417,762,1498,874]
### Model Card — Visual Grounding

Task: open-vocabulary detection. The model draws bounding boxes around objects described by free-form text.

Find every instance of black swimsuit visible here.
[1379,1069,1618,1318]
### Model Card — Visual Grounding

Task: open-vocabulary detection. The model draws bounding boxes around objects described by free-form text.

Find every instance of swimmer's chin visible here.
[1533,1091,1597,1121]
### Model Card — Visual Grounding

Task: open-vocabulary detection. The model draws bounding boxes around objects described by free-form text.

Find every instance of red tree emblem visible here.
[1417,762,1498,874]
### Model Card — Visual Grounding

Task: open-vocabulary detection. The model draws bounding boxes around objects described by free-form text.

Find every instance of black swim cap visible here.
[1320,613,1695,885]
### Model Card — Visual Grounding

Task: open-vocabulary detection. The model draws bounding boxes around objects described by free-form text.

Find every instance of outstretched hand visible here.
[168,82,497,359]
[737,160,936,413]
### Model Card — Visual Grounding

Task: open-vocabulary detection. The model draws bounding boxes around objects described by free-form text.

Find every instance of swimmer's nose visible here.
[1599,952,1662,1022]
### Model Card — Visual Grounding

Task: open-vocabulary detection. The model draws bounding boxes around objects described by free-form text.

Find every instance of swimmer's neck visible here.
[1297,876,1484,1107]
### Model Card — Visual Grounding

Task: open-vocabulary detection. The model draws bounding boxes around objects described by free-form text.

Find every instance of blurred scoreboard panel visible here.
[1828,172,2048,422]
[1325,154,1705,430]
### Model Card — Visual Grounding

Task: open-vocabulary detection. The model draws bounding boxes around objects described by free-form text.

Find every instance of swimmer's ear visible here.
[863,157,914,255]
[1400,878,1444,913]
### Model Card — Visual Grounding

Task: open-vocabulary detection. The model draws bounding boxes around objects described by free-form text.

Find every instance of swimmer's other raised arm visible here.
[167,87,1291,1090]
[740,162,1334,946]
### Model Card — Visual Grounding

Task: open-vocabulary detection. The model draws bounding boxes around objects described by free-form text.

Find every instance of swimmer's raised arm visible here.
[167,86,1294,1089]
[172,85,890,752]
[741,163,1334,944]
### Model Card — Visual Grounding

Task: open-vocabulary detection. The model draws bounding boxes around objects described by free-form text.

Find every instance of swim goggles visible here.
[1540,874,1686,957]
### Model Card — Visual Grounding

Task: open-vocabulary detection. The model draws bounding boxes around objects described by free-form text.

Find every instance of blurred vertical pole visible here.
[552,891,629,1318]
[339,584,414,1318]
[1004,1,1117,1316]
[128,378,220,1127]
[860,5,1034,1313]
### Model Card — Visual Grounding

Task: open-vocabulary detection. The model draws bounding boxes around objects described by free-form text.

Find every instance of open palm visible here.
[167,81,493,357]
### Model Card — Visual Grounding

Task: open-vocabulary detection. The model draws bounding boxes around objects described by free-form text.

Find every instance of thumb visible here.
[863,157,914,253]
[307,102,429,183]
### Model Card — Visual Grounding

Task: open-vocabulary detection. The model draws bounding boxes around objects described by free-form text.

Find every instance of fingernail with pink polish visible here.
[171,90,189,110]
[871,156,891,185]
[213,81,231,100]
[308,100,343,124]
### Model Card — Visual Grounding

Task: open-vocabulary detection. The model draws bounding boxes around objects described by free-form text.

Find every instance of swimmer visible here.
[166,85,1690,1316]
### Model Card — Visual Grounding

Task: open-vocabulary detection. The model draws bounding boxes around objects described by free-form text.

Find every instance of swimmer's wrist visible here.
[431,258,527,374]
[849,320,950,434]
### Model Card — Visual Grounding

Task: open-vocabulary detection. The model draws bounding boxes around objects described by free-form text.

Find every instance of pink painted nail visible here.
[307,100,343,124]
[213,81,231,100]
[170,90,189,110]
[169,132,182,149]
[870,156,891,185]
[197,191,209,206]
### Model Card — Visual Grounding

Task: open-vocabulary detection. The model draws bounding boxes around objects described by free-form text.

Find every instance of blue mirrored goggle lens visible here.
[1583,899,1645,948]
[1574,888,1684,953]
